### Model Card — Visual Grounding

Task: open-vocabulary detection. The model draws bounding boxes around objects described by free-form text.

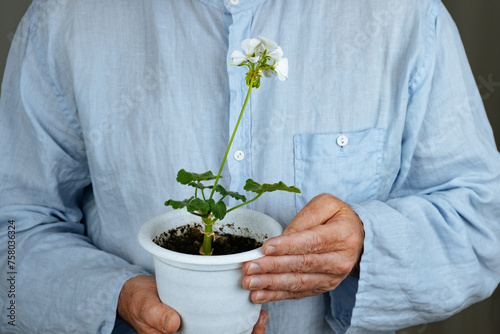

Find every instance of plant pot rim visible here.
[138,208,281,266]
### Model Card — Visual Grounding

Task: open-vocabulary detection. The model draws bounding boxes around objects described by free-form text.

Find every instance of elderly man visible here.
[1,0,499,333]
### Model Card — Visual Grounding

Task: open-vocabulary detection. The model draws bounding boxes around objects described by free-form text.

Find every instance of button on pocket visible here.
[336,135,349,147]
[294,129,385,210]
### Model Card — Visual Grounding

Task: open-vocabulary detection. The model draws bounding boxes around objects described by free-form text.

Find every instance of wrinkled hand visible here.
[242,193,364,303]
[118,275,181,334]
[118,276,269,334]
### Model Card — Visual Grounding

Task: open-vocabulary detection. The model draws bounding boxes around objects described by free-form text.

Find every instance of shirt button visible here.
[230,0,240,4]
[337,135,348,147]
[233,150,245,161]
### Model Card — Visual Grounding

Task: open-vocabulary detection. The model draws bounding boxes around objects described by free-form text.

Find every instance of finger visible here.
[243,253,352,276]
[262,227,332,256]
[134,277,181,334]
[251,310,269,334]
[118,275,181,334]
[140,302,181,334]
[242,272,341,294]
[262,209,364,256]
[262,222,354,256]
[250,288,330,304]
[283,193,345,234]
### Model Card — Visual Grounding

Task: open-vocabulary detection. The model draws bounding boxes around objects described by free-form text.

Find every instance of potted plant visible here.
[138,36,299,334]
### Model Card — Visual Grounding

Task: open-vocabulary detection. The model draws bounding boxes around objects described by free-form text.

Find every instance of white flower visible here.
[231,36,289,85]
[231,38,261,65]
[268,46,284,62]
[256,37,288,81]
[274,57,288,81]
[262,57,289,81]
[257,36,278,54]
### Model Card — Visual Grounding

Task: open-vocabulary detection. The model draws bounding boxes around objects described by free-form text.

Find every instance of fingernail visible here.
[265,246,276,255]
[283,228,296,235]
[247,263,261,275]
[254,291,265,302]
[162,311,172,333]
[249,277,260,289]
[266,246,276,255]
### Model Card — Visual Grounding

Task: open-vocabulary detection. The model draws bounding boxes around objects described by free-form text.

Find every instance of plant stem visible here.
[201,216,214,256]
[226,193,263,214]
[209,79,254,200]
[202,79,254,256]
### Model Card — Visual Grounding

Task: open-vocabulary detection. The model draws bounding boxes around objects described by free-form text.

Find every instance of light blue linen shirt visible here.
[1,0,499,333]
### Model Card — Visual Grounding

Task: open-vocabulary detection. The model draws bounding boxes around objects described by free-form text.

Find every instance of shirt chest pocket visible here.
[294,128,385,210]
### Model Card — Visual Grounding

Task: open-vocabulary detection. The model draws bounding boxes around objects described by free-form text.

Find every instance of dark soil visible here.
[153,223,263,255]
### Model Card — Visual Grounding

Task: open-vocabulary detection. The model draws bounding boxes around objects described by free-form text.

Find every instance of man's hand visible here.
[118,276,269,334]
[118,275,181,334]
[242,193,364,303]
[252,310,269,334]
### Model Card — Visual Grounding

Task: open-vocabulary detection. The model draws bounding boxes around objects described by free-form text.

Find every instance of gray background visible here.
[0,0,499,333]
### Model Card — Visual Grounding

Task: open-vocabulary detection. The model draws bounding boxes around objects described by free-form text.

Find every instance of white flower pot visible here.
[138,208,283,334]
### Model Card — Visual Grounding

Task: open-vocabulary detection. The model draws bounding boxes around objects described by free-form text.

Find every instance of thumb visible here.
[143,302,181,334]
[118,275,181,334]
[285,193,344,233]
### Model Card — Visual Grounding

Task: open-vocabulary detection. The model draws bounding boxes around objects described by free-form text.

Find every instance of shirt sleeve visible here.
[0,3,149,333]
[343,2,500,332]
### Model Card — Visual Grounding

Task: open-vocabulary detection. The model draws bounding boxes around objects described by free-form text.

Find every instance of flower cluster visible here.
[231,36,288,88]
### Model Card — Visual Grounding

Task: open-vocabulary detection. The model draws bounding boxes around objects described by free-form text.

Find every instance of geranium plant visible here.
[165,36,300,256]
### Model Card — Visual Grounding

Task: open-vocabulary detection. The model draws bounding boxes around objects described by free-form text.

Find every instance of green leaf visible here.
[208,199,227,220]
[244,179,301,195]
[187,181,213,190]
[176,169,218,185]
[165,197,212,216]
[164,196,195,210]
[186,198,210,216]
[243,179,261,192]
[214,184,247,202]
